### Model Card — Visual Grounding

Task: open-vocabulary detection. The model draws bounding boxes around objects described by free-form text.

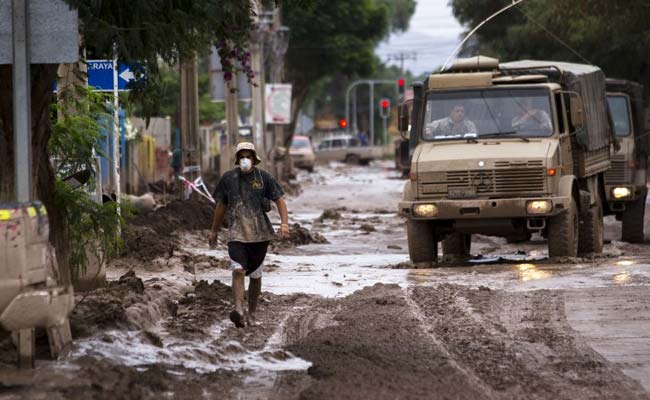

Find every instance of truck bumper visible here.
[399,196,572,220]
[0,285,74,332]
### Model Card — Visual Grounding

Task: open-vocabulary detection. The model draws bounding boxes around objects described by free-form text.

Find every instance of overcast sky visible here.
[375,0,466,76]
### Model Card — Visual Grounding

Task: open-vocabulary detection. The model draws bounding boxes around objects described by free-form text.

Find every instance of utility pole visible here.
[386,52,417,73]
[12,0,31,202]
[221,78,239,176]
[250,2,266,161]
[267,7,290,179]
[180,57,200,185]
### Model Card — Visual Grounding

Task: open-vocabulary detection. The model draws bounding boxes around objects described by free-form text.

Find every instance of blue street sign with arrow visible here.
[53,59,144,92]
[87,59,142,91]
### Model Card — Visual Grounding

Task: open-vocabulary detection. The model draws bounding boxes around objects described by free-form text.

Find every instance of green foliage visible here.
[284,0,408,134]
[50,85,126,279]
[64,0,257,118]
[449,0,650,89]
[374,0,417,32]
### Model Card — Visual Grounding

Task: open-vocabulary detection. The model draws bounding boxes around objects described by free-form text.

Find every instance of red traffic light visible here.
[338,118,348,129]
[397,78,405,87]
[381,99,390,109]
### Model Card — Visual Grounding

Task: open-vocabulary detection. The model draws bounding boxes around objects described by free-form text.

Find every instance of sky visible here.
[375,0,466,77]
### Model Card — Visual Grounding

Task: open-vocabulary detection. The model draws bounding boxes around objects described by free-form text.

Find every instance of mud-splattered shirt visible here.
[213,168,284,243]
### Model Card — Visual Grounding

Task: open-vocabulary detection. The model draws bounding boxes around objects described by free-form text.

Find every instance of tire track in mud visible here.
[280,283,490,400]
[411,284,650,400]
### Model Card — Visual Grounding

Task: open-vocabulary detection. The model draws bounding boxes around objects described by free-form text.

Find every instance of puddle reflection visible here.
[615,260,636,267]
[515,263,552,282]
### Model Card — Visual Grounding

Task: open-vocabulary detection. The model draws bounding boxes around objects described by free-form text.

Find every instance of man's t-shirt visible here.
[213,167,284,243]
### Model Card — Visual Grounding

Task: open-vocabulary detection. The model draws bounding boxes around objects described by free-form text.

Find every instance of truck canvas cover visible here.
[500,60,614,152]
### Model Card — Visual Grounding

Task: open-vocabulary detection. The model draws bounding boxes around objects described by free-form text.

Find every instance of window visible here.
[331,139,344,148]
[291,138,310,149]
[607,95,632,137]
[422,88,555,141]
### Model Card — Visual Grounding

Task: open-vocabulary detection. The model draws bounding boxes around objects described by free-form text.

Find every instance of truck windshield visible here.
[607,95,631,137]
[422,88,554,141]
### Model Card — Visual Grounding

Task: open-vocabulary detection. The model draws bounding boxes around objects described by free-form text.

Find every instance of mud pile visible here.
[273,223,329,250]
[122,198,214,260]
[70,271,148,337]
[317,208,343,222]
[165,280,233,340]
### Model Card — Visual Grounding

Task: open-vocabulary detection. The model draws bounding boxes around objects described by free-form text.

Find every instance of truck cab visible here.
[399,56,614,262]
[604,79,649,242]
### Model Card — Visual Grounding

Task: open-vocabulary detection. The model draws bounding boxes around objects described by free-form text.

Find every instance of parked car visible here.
[290,135,316,172]
[314,134,383,165]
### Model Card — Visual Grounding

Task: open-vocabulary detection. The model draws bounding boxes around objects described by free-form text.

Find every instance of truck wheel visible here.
[407,219,438,263]
[578,200,604,255]
[442,232,471,257]
[547,197,578,257]
[622,191,647,243]
[345,154,360,165]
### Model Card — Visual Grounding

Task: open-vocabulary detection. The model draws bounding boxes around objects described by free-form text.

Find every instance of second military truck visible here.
[399,56,616,261]
[603,79,649,242]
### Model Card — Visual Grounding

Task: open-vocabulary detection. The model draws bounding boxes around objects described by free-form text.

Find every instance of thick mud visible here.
[1,162,649,399]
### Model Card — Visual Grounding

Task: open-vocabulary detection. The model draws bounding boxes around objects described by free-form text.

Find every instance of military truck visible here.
[0,202,74,367]
[603,79,649,242]
[398,56,615,261]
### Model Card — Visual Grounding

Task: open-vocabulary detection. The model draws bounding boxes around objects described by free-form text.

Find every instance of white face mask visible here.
[239,157,253,172]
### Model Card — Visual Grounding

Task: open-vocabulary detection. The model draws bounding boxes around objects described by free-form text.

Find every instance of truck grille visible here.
[604,155,630,184]
[419,167,546,197]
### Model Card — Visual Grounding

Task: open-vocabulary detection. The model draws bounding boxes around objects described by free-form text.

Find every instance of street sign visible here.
[86,60,142,92]
[265,84,292,124]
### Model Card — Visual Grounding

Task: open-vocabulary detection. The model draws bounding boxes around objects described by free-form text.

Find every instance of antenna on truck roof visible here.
[442,0,591,72]
[441,0,526,72]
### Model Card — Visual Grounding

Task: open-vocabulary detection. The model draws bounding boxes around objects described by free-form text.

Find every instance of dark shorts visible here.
[227,241,270,277]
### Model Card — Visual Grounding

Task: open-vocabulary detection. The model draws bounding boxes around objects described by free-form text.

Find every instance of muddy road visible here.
[1,161,650,399]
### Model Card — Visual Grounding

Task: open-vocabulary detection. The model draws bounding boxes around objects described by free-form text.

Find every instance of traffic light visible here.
[398,78,405,99]
[338,118,348,129]
[379,98,390,119]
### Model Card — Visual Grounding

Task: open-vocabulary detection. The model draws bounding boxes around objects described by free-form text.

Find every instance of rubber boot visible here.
[247,277,262,327]
[230,269,246,328]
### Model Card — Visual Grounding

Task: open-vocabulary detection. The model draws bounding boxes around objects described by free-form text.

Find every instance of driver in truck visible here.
[425,103,477,138]
[511,97,553,134]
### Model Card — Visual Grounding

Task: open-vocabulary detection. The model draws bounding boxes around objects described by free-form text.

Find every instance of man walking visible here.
[208,142,290,328]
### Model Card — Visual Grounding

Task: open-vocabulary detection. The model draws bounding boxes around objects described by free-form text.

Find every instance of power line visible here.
[514,5,592,65]
[384,52,417,73]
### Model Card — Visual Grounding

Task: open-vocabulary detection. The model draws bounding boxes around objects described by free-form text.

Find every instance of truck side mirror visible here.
[399,139,410,167]
[570,94,585,129]
[398,104,410,139]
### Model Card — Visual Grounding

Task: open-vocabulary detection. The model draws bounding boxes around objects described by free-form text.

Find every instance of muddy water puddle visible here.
[71,316,311,379]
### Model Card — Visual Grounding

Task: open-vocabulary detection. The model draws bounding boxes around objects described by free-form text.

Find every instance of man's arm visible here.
[275,197,290,238]
[208,202,226,247]
[466,120,478,133]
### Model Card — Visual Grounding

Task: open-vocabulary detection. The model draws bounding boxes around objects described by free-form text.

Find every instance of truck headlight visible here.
[414,204,438,217]
[612,187,632,199]
[526,200,552,214]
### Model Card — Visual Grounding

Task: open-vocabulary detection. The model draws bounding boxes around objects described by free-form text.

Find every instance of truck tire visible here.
[345,154,360,165]
[407,219,438,263]
[442,232,471,257]
[578,200,604,255]
[622,191,647,243]
[547,197,578,257]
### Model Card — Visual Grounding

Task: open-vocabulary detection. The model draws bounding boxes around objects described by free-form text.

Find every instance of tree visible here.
[282,0,416,143]
[0,1,258,284]
[450,0,650,98]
